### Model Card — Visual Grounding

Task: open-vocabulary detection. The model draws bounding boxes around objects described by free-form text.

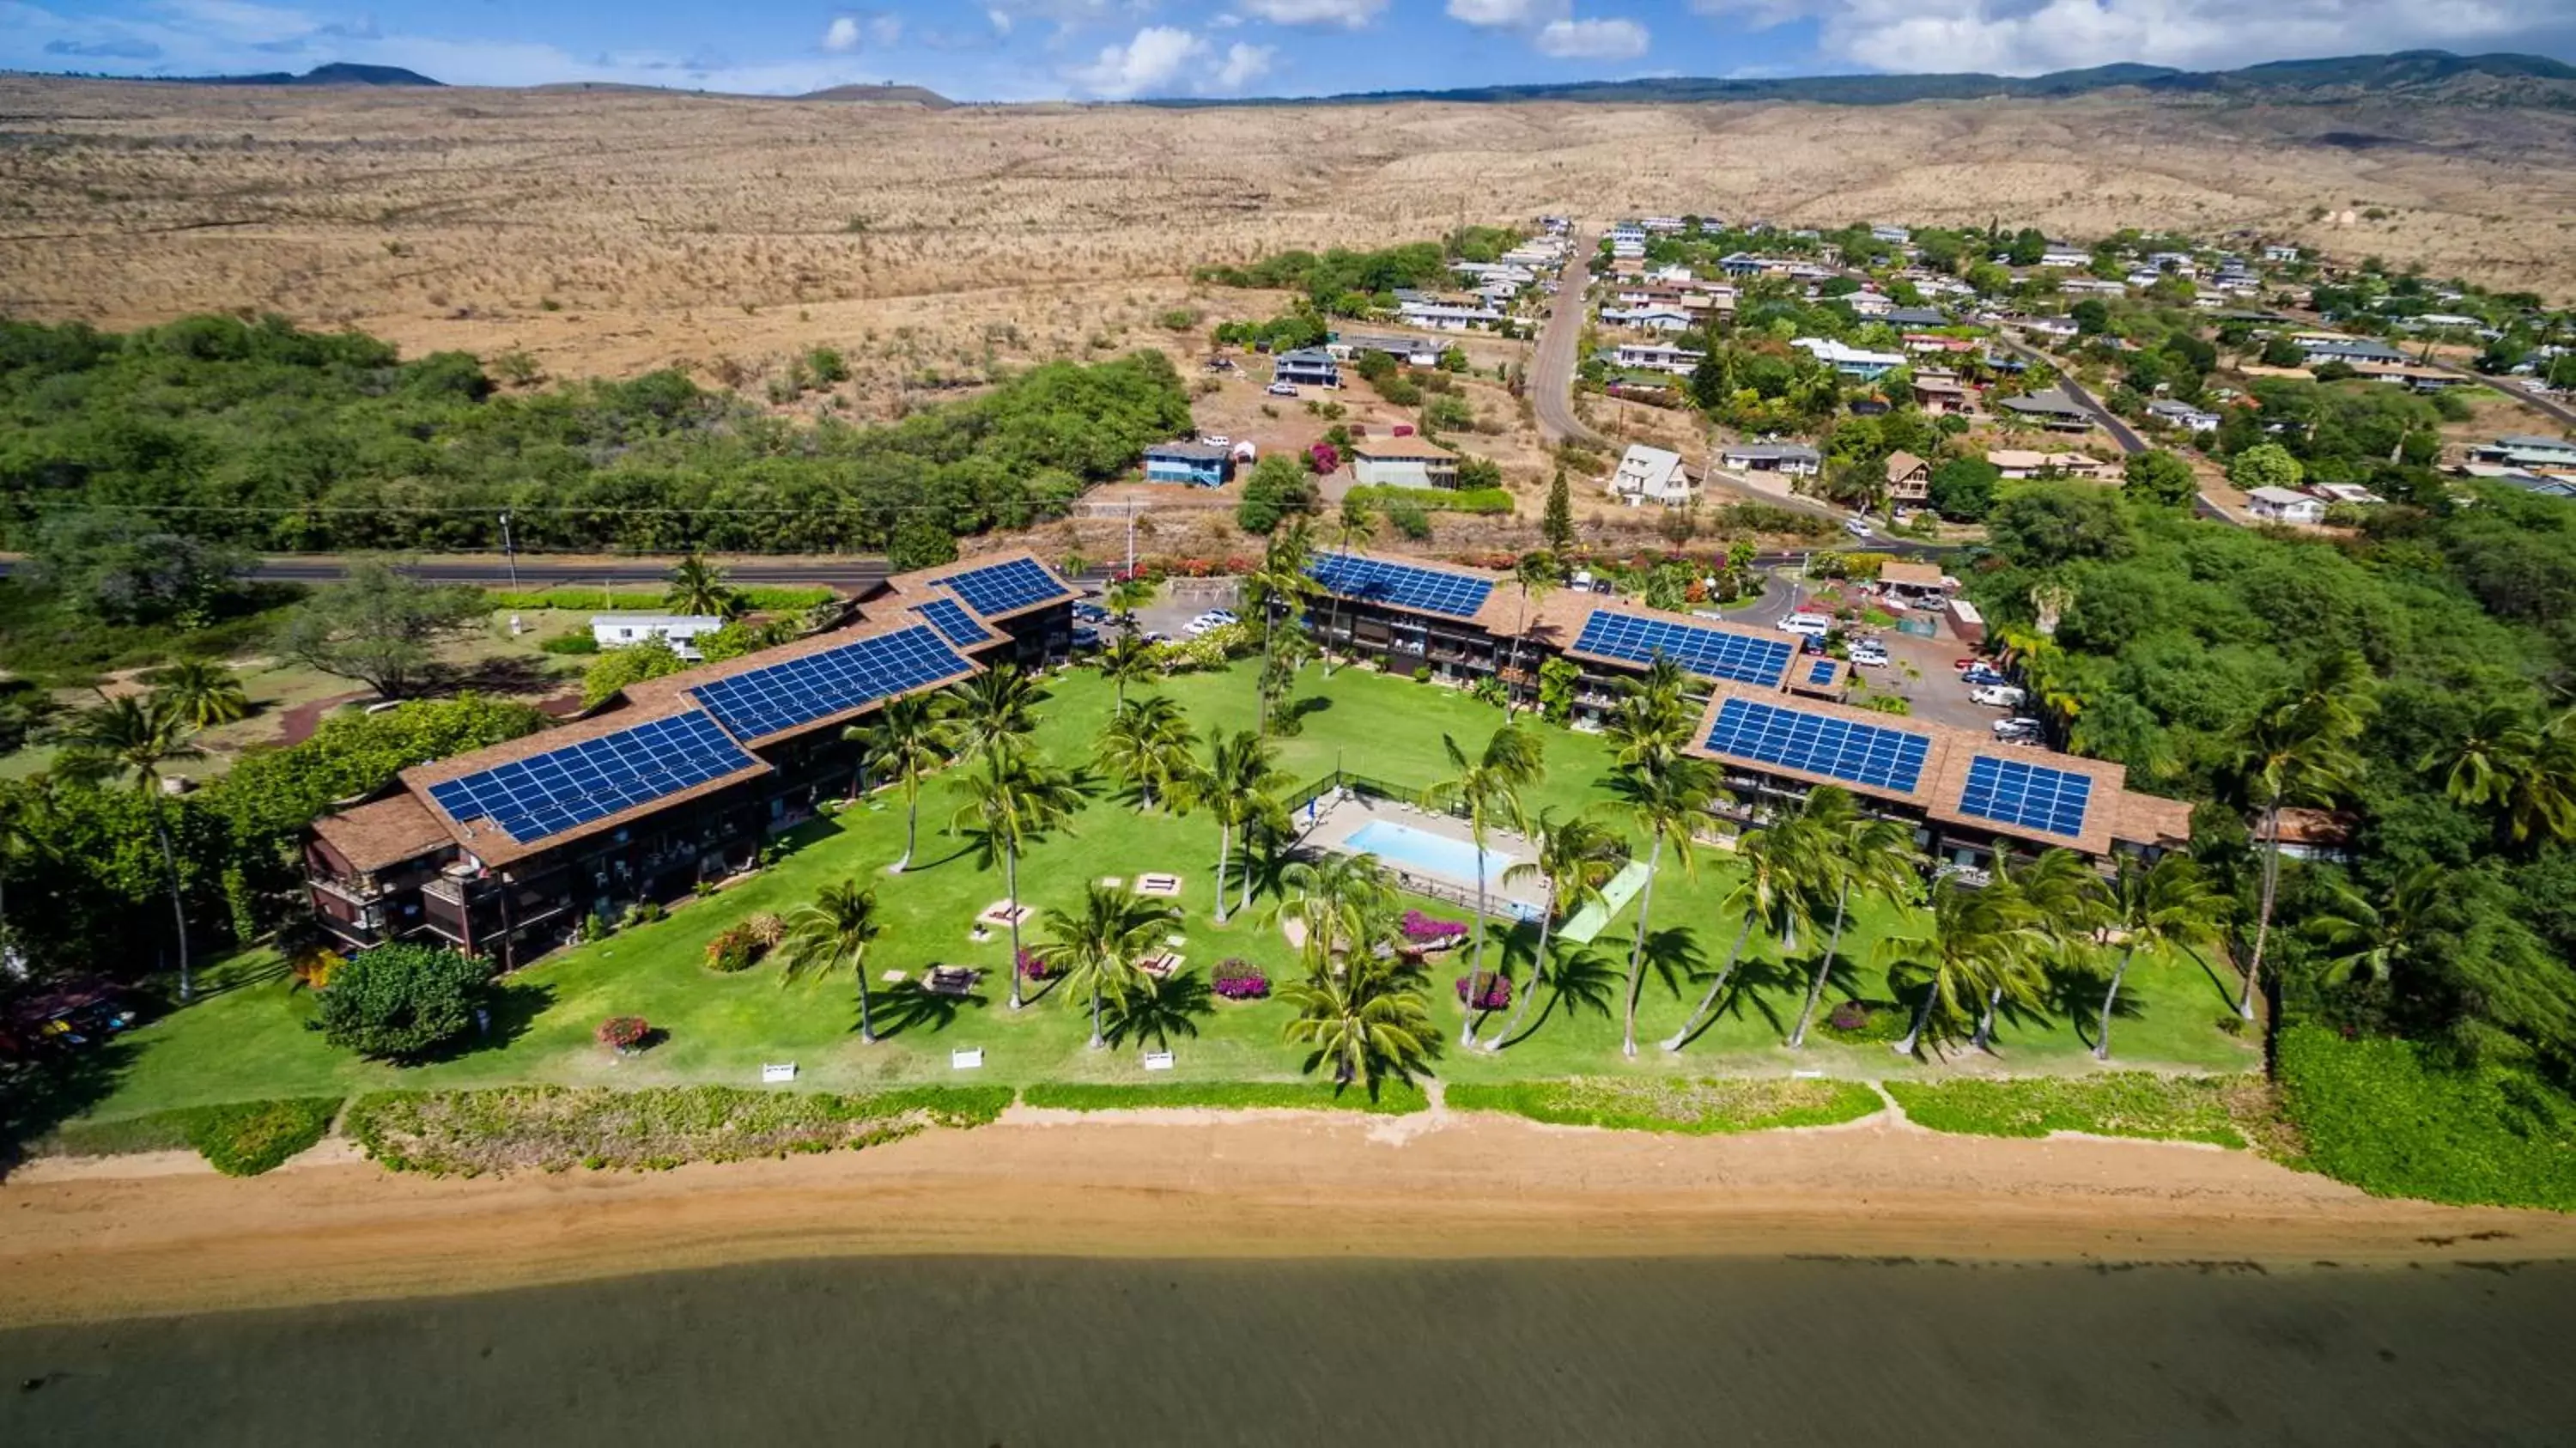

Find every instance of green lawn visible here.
[67,661,2257,1122]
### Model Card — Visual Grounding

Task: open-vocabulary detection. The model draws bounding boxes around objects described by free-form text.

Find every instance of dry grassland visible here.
[5,79,2575,418]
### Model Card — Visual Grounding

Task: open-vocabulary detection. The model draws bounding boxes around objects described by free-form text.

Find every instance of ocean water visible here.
[5,1256,2573,1446]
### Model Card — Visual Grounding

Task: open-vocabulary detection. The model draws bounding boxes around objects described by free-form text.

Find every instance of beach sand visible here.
[4,1107,2568,1328]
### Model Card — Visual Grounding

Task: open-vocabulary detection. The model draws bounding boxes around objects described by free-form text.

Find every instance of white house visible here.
[1347,435,1461,490]
[591,613,726,660]
[1611,342,1705,375]
[1604,306,1692,333]
[1607,444,1692,507]
[1792,337,1905,380]
[2263,244,2301,263]
[2147,399,2221,433]
[2038,246,2093,269]
[1399,301,1504,332]
[2246,486,2326,524]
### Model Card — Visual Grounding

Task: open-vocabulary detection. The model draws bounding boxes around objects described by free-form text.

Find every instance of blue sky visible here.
[9,0,2574,101]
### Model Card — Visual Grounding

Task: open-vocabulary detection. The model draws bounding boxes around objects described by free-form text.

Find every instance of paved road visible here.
[1996,335,2147,453]
[0,553,893,592]
[2424,359,2576,430]
[1531,230,1607,448]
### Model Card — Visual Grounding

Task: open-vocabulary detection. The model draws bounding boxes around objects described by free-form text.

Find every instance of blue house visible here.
[1143,441,1233,487]
[1273,348,1340,388]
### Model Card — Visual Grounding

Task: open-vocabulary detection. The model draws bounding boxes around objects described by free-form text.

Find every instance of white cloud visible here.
[1237,0,1389,27]
[1447,0,1569,27]
[1688,0,2567,76]
[822,17,862,52]
[1533,15,1649,58]
[1069,24,1204,97]
[1216,40,1276,87]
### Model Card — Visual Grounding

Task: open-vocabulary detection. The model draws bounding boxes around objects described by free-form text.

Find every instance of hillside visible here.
[151,62,443,88]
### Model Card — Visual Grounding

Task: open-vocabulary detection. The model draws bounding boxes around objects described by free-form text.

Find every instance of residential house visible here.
[2298,336,2408,367]
[1844,289,1895,318]
[1997,388,2098,434]
[1602,305,1693,333]
[1641,216,1686,234]
[2038,246,2093,269]
[1875,560,1954,610]
[1910,371,1972,415]
[1607,444,1692,507]
[1987,449,2111,481]
[1870,224,1911,244]
[1398,301,1504,332]
[2347,362,2463,393]
[1610,240,1646,260]
[1610,342,1705,376]
[1883,451,1932,507]
[1273,348,1340,388]
[1608,222,1648,246]
[2245,486,2326,524]
[2263,244,2301,264]
[2145,399,2221,433]
[1881,307,1951,329]
[2060,277,2127,298]
[1718,252,1771,277]
[1142,441,1234,487]
[1793,337,1906,380]
[590,614,726,660]
[2467,435,2576,473]
[2014,315,2080,342]
[1347,435,1461,491]
[1718,442,1822,477]
[1332,334,1440,367]
[2309,483,2383,508]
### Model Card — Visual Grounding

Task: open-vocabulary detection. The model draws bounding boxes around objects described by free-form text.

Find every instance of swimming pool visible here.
[1343,818,1516,889]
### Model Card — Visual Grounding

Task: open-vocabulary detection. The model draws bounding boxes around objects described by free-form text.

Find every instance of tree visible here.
[779,879,886,1042]
[946,663,1045,781]
[2227,653,2373,1022]
[1542,467,1577,554]
[1664,812,1813,1051]
[1268,849,1395,976]
[1236,453,1318,534]
[1879,876,2041,1056]
[276,561,487,698]
[1489,810,1624,1050]
[1927,456,2000,521]
[22,514,248,626]
[1785,788,1920,1048]
[1975,849,2107,1051]
[2421,704,2576,848]
[1425,723,1545,1045]
[1105,576,1157,635]
[2228,441,2305,495]
[313,942,489,1062]
[1606,747,1724,1058]
[851,695,952,872]
[1246,520,1319,733]
[2123,449,2199,508]
[948,754,1084,1011]
[1093,632,1157,710]
[1322,500,1373,675]
[145,660,247,729]
[580,636,686,709]
[664,553,744,618]
[1035,882,1176,1049]
[1279,952,1436,1092]
[1986,483,2133,568]
[2096,855,2226,1060]
[56,697,203,1000]
[1503,552,1560,719]
[2258,337,2306,368]
[2304,863,2446,994]
[1095,695,1198,812]
[1182,728,1290,922]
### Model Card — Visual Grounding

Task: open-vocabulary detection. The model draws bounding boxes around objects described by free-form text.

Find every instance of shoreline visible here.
[5,1109,2571,1329]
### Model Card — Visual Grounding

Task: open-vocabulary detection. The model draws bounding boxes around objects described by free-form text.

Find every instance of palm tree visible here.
[949,754,1084,1011]
[1606,751,1725,1057]
[1095,695,1198,812]
[2227,654,2373,1022]
[2303,863,2446,993]
[1663,812,1814,1051]
[1503,551,1560,718]
[1321,502,1372,676]
[2095,854,2227,1061]
[1973,849,2107,1052]
[1603,658,1695,771]
[665,552,743,618]
[1034,882,1176,1049]
[57,697,203,1000]
[779,879,885,1042]
[145,661,248,728]
[1094,632,1158,711]
[2421,703,2576,847]
[1246,520,1319,733]
[1425,723,1545,1044]
[1183,728,1289,922]
[0,782,63,964]
[850,695,952,873]
[1880,876,2042,1057]
[1280,952,1437,1092]
[1487,811,1624,1049]
[1105,575,1157,636]
[1267,850,1395,974]
[1786,791,1919,1049]
[946,663,1046,781]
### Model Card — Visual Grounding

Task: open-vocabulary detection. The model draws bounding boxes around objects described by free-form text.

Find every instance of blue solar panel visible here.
[1702,697,1933,794]
[1306,553,1492,619]
[912,596,996,648]
[942,558,1072,619]
[687,624,970,742]
[1807,659,1839,686]
[426,710,757,846]
[1959,755,2094,839]
[1571,610,1795,687]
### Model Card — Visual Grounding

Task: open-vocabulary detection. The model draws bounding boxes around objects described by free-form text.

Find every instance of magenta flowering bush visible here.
[1454,974,1510,1012]
[1016,948,1058,982]
[1212,958,1270,1000]
[1401,910,1469,944]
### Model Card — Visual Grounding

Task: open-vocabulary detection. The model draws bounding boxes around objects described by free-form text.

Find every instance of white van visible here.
[1970,684,2027,709]
[1777,612,1833,638]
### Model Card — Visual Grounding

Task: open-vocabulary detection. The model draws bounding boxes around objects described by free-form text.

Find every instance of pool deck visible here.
[1297,792,1547,917]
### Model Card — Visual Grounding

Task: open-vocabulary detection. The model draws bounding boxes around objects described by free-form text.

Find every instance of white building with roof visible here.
[590,614,726,660]
[1607,444,1692,507]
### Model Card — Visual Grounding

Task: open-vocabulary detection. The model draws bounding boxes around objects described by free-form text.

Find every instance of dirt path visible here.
[276,689,377,745]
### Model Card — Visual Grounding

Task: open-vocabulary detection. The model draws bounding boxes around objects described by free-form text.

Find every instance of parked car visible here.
[1953,658,1981,672]
[1266,381,1298,397]
[1970,684,2027,709]
[1849,641,1891,668]
[1993,716,2044,738]
[1778,612,1833,638]
[1962,666,2009,688]
[1201,607,1239,624]
[1073,603,1110,624]
[1844,516,1874,539]
[1069,625,1101,648]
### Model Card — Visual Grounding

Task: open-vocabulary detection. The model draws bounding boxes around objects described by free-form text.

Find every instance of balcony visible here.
[308,873,384,909]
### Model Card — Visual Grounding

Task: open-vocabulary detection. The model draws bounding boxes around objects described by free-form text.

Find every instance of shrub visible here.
[1018,1081,1428,1114]
[312,943,491,1062]
[597,1016,651,1052]
[346,1085,1012,1176]
[625,900,665,928]
[1016,946,1057,982]
[744,912,786,947]
[1455,973,1510,1011]
[704,923,760,972]
[1212,958,1269,1000]
[1882,1075,2261,1149]
[1447,1079,1882,1135]
[1816,999,1908,1043]
[538,633,600,655]
[2275,1023,2576,1211]
[1344,484,1513,516]
[1400,909,1469,944]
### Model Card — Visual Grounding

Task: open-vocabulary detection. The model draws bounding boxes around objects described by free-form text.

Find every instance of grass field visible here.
[63,660,2257,1123]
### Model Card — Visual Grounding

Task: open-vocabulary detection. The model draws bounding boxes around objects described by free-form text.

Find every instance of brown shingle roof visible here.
[1877,560,1948,589]
[1348,435,1458,462]
[311,793,454,873]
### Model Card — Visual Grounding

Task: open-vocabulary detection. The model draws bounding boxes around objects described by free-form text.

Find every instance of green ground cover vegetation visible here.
[1884,1074,2262,1148]
[1446,1077,1882,1134]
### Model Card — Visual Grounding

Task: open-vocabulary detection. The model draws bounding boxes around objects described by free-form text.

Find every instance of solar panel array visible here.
[1959,755,2094,839]
[1807,659,1840,686]
[1702,697,1933,794]
[426,711,757,846]
[912,596,996,648]
[687,624,970,741]
[1573,611,1794,687]
[1307,554,1492,619]
[941,558,1072,619]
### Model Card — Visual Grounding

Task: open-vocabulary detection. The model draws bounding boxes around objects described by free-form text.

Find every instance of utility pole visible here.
[499,511,520,590]
[1125,502,1138,578]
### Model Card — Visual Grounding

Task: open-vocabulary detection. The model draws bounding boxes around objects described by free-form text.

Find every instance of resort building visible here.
[304,552,1080,967]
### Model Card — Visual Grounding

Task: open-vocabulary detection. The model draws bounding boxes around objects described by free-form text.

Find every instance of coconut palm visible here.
[1034,882,1177,1049]
[1487,811,1625,1049]
[1321,502,1373,675]
[0,782,64,964]
[1280,951,1437,1092]
[1603,657,1695,770]
[1267,851,1395,976]
[2227,654,2372,1022]
[1972,849,2108,1052]
[1094,695,1198,812]
[145,660,248,728]
[1663,812,1815,1051]
[1093,632,1158,711]
[1880,875,2043,1057]
[1182,728,1290,922]
[1245,520,1319,733]
[1424,723,1545,1045]
[1787,791,1920,1049]
[57,697,204,1000]
[1105,575,1157,636]
[2303,862,2447,993]
[2421,703,2576,847]
[1503,551,1561,719]
[1605,751,1726,1057]
[778,879,885,1042]
[664,552,743,618]
[849,695,952,873]
[946,663,1046,781]
[948,754,1084,1011]
[2095,854,2227,1060]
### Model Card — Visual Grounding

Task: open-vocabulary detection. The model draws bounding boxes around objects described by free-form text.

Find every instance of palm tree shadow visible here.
[870,980,990,1038]
[1103,970,1214,1050]
[1492,946,1619,1049]
[2178,943,2241,1007]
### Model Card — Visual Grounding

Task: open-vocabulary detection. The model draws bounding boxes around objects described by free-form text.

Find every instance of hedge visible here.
[44,1096,342,1177]
[345,1084,1010,1176]
[1882,1074,2260,1149]
[1018,1080,1430,1115]
[1446,1077,1882,1135]
[1345,484,1516,516]
[2276,1024,2576,1211]
[485,586,835,611]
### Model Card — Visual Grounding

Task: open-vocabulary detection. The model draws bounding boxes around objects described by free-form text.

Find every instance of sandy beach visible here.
[4,1106,2570,1329]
